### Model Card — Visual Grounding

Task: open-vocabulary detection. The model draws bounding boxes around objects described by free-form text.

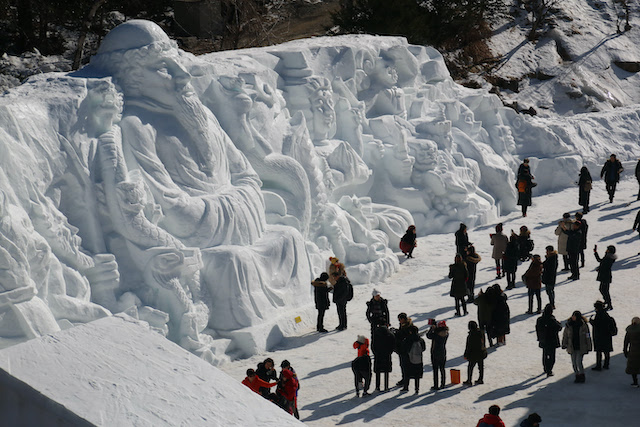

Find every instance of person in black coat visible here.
[516,158,535,217]
[578,166,592,213]
[590,301,617,371]
[311,272,331,332]
[600,154,624,203]
[400,325,426,394]
[372,324,395,392]
[503,234,519,290]
[536,304,561,377]
[455,223,470,256]
[542,246,558,308]
[333,273,351,330]
[426,320,449,390]
[561,220,583,281]
[463,321,487,385]
[256,358,278,397]
[636,159,640,201]
[366,289,390,336]
[394,313,413,388]
[575,212,588,268]
[490,284,511,346]
[594,244,617,310]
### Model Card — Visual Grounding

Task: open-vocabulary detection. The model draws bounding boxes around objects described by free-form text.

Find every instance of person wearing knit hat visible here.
[366,289,389,337]
[352,335,372,397]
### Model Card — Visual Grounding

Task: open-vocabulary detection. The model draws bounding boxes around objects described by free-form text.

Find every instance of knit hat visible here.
[356,335,366,344]
[437,320,447,328]
[372,289,381,297]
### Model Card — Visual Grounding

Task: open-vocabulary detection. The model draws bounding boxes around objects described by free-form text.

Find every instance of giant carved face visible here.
[136,51,194,108]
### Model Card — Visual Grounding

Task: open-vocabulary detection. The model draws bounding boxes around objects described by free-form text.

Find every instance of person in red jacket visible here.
[278,360,299,418]
[477,404,506,427]
[241,368,277,395]
[352,335,372,397]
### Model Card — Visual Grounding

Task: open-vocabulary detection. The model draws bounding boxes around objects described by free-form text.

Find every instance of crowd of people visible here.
[239,156,640,423]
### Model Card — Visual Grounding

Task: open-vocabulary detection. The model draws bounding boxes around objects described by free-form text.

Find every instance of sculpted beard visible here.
[174,91,214,177]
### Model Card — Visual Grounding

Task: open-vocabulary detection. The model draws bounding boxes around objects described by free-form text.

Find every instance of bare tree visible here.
[73,0,108,70]
[521,0,560,40]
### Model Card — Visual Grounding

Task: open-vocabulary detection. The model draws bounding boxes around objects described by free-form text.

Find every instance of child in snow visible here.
[278,360,300,417]
[352,335,372,397]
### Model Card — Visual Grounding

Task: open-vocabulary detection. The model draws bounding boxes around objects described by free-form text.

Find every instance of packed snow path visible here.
[222,176,640,427]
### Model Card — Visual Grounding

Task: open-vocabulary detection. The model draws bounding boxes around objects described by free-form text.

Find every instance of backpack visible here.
[346,279,354,301]
[584,180,592,191]
[610,317,618,336]
[517,179,527,193]
[408,339,424,364]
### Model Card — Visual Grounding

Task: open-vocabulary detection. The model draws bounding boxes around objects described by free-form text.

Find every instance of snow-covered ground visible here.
[220,176,640,427]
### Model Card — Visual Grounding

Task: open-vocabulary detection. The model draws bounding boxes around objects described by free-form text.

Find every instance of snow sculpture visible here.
[82,21,312,352]
[1,22,592,358]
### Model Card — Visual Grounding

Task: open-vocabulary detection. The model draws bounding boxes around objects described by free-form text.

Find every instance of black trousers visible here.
[468,360,484,382]
[596,351,610,368]
[543,346,556,374]
[606,181,617,200]
[546,285,555,307]
[432,360,446,387]
[568,251,579,278]
[317,308,326,330]
[599,282,612,307]
[336,303,348,329]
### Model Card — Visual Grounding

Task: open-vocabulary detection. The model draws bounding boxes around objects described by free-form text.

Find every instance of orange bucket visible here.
[450,368,461,384]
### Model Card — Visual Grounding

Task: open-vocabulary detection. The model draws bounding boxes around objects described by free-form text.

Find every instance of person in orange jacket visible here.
[241,368,278,395]
[352,335,372,397]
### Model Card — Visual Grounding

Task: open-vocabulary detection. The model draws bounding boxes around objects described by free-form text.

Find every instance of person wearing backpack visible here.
[464,320,487,385]
[426,320,449,390]
[590,301,617,371]
[352,335,372,397]
[516,158,535,217]
[536,304,561,377]
[333,271,352,331]
[578,166,592,213]
[401,325,426,394]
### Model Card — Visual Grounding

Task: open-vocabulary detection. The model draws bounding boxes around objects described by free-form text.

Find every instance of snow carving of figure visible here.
[365,58,406,119]
[201,74,311,234]
[86,20,311,336]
